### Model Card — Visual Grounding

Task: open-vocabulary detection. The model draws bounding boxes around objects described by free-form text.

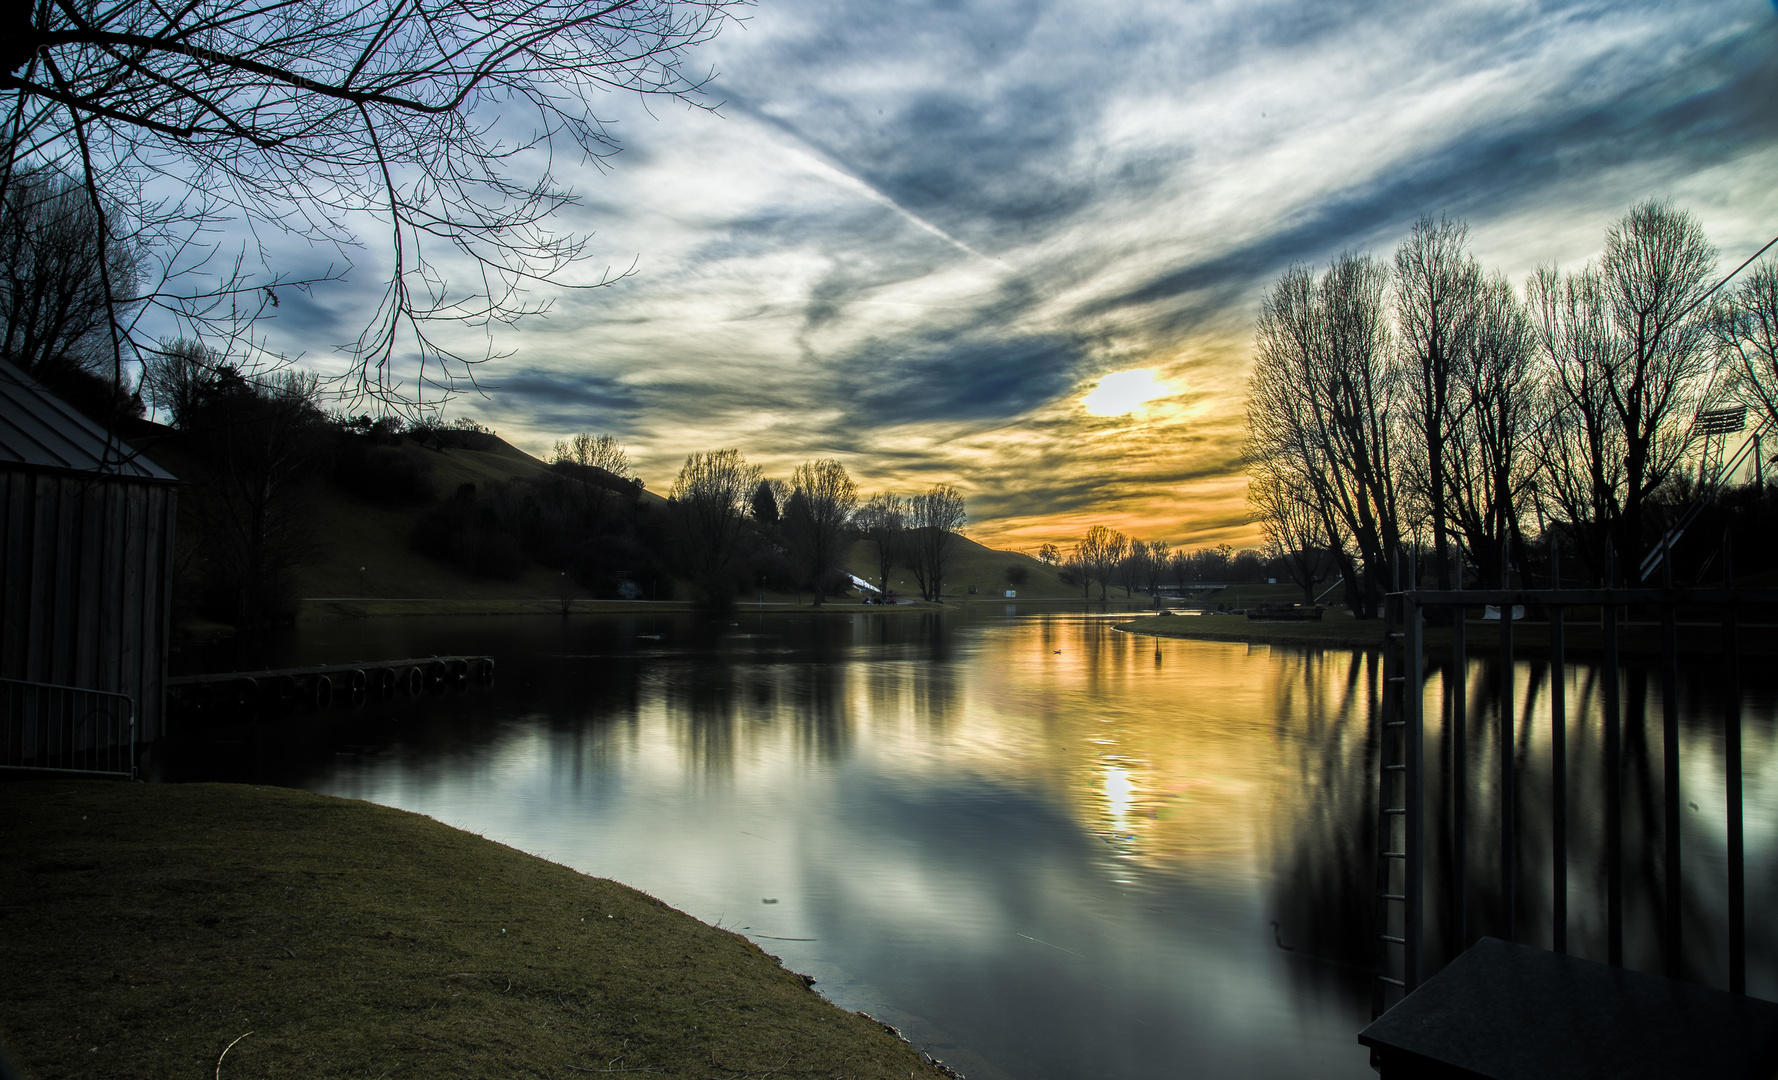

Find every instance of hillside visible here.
[289,434,670,603]
[844,534,1079,600]
[141,425,1066,621]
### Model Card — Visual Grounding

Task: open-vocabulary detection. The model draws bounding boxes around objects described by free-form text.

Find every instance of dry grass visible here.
[0,781,954,1080]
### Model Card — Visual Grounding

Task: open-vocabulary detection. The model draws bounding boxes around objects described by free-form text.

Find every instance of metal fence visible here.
[1372,564,1775,1015]
[1,677,136,779]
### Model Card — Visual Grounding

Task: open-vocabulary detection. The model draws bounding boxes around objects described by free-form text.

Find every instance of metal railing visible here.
[1,678,136,779]
[1372,558,1774,1014]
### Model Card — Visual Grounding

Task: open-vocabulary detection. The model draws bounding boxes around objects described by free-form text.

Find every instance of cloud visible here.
[269,0,1778,550]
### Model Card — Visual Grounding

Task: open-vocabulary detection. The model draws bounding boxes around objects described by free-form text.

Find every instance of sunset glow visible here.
[246,1,1778,557]
[1083,370,1172,417]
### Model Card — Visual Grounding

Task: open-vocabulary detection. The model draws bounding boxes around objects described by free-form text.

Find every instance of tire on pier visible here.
[271,675,300,711]
[476,658,496,685]
[448,659,469,690]
[310,674,333,712]
[345,669,369,708]
[372,667,398,701]
[403,666,425,699]
[426,661,449,696]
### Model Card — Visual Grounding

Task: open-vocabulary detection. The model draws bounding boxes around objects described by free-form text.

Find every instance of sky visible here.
[270,0,1778,554]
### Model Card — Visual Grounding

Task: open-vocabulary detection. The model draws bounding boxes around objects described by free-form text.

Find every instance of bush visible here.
[331,436,436,505]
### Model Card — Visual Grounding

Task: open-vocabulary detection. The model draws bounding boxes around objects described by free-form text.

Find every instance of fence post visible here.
[1453,538,1468,950]
[1725,533,1745,994]
[1550,541,1567,954]
[1661,541,1682,978]
[1499,539,1515,943]
[1605,542,1623,966]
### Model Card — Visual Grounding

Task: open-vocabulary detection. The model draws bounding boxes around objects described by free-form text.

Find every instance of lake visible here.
[162,606,1777,1079]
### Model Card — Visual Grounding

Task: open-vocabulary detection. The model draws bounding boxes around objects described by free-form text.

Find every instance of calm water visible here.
[163,608,1777,1079]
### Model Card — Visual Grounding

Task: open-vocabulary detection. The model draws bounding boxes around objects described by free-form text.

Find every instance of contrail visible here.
[731,103,1001,266]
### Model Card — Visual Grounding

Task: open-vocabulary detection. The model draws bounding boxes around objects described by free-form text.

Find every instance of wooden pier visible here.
[166,655,494,724]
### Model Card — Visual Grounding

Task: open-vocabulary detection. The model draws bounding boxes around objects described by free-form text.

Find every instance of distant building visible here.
[0,358,178,764]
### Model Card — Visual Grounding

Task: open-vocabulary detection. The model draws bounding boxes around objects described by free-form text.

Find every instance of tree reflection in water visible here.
[165,608,1775,1079]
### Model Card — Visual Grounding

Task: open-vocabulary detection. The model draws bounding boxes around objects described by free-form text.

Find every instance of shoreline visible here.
[1117,612,1778,656]
[0,780,956,1080]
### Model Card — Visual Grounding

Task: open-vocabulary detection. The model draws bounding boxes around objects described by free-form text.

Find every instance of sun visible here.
[1082,369,1171,417]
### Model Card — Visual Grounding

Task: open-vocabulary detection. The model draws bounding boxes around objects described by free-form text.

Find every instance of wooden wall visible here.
[0,468,176,741]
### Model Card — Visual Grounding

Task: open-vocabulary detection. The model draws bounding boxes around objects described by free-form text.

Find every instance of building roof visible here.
[0,358,178,482]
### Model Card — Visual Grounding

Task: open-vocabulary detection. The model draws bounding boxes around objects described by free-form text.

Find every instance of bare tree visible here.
[1036,542,1061,566]
[1073,524,1125,601]
[855,492,906,599]
[1395,216,1482,590]
[1530,201,1717,579]
[906,484,966,602]
[1142,539,1169,598]
[4,0,739,410]
[1246,254,1399,615]
[141,337,219,429]
[178,366,331,626]
[553,433,631,478]
[669,448,762,608]
[0,169,140,382]
[1115,538,1148,598]
[1168,545,1190,595]
[1248,464,1331,603]
[782,458,858,605]
[1715,256,1778,436]
[1444,273,1539,586]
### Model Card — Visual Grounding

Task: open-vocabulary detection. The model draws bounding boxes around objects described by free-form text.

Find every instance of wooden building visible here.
[0,358,177,751]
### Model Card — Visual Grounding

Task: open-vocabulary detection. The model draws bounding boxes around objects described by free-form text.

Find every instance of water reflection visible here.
[163,610,1775,1079]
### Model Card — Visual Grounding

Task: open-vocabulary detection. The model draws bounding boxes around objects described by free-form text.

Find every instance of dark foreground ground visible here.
[0,780,954,1080]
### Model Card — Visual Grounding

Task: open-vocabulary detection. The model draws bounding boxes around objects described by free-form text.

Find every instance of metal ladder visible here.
[1371,554,1423,1019]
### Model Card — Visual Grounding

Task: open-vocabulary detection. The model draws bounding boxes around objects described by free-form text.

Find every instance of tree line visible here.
[665,449,968,609]
[109,342,980,627]
[1039,528,1276,601]
[1245,202,1778,616]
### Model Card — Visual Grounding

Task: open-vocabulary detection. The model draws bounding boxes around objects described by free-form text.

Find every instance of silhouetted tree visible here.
[750,479,782,530]
[669,449,762,607]
[1715,255,1778,435]
[178,366,330,626]
[1529,201,1717,580]
[855,492,905,598]
[553,433,631,477]
[1073,524,1125,600]
[1395,215,1482,590]
[4,0,740,410]
[907,484,966,601]
[1247,253,1399,616]
[1445,273,1539,587]
[1250,466,1334,602]
[782,458,857,604]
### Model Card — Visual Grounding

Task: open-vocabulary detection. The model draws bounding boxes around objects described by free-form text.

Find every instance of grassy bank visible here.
[1118,611,1778,656]
[0,781,954,1080]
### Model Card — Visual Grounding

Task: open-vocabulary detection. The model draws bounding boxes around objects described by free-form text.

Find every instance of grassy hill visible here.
[288,435,671,604]
[145,425,1068,623]
[844,534,1079,600]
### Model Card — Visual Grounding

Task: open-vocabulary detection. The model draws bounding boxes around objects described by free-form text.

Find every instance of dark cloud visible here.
[485,369,642,431]
[1087,16,1778,334]
[829,328,1085,427]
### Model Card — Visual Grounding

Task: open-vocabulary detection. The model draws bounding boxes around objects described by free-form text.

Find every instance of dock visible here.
[166,655,494,722]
